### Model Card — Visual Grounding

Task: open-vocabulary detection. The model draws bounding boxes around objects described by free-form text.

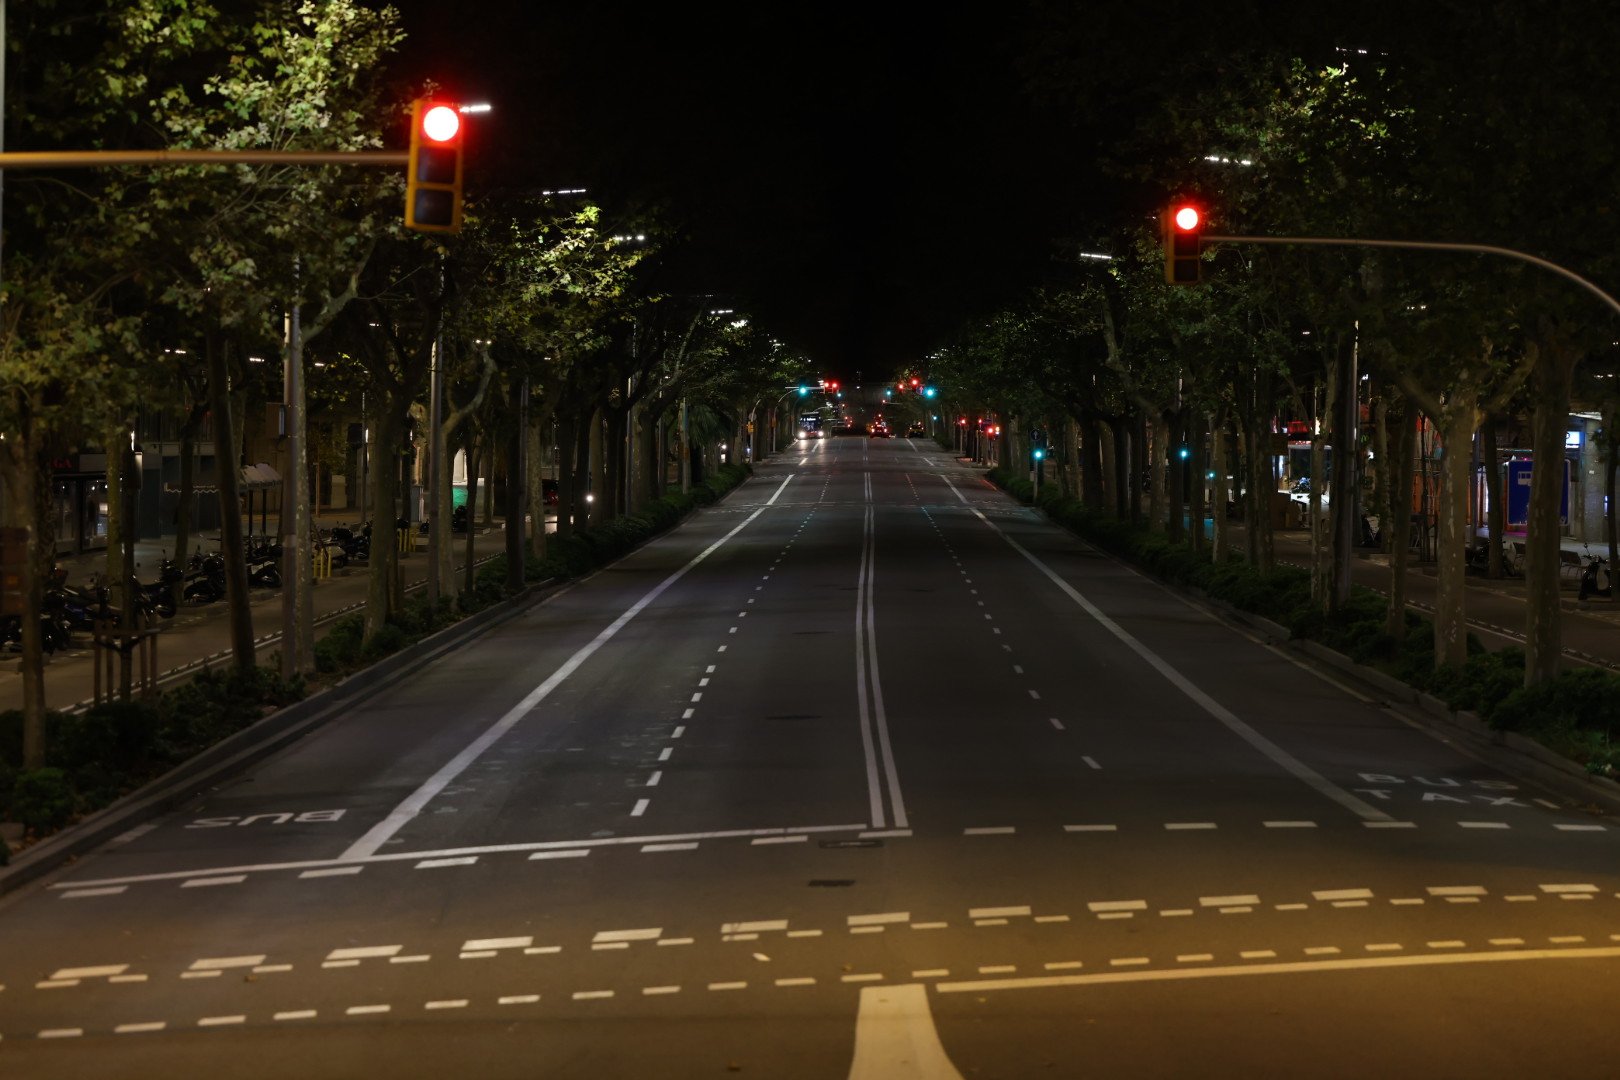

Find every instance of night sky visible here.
[386,3,1103,380]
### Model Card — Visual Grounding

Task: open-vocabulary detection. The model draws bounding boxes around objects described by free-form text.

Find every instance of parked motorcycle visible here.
[136,556,184,618]
[1579,550,1612,601]
[184,549,227,603]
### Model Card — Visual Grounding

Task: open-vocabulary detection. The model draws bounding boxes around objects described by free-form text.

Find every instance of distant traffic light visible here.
[1032,447,1045,461]
[406,100,465,233]
[1163,203,1202,285]
[797,386,809,396]
[923,386,937,398]
[910,378,920,388]
[1178,446,1191,460]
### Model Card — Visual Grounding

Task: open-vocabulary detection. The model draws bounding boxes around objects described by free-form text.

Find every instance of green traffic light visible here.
[798,386,809,396]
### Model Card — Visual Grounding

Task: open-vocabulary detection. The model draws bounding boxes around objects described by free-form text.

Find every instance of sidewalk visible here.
[1259,526,1620,671]
[2,510,530,714]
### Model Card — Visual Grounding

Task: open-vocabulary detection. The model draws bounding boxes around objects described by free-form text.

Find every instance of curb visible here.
[0,578,558,898]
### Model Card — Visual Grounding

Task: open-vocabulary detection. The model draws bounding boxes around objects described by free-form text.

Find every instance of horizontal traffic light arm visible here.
[1201,231,1620,319]
[0,149,408,169]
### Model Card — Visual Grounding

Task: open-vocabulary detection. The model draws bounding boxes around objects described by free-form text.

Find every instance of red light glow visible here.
[1174,206,1200,231]
[422,105,461,143]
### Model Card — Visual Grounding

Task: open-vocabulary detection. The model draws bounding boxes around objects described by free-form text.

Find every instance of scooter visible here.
[136,556,185,618]
[1579,550,1612,601]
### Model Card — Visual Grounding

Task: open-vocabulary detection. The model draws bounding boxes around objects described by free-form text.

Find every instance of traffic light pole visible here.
[1201,233,1620,319]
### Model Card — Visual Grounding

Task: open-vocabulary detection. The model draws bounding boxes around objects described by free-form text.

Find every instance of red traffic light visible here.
[1173,205,1200,231]
[910,378,920,387]
[421,105,461,143]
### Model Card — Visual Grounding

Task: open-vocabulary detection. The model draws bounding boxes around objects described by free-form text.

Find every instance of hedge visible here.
[987,467,1620,779]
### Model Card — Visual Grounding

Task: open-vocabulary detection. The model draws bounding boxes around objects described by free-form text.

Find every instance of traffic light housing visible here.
[406,100,465,233]
[1163,203,1202,285]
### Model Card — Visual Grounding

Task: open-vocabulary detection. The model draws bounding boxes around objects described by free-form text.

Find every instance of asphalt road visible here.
[2,436,1617,1078]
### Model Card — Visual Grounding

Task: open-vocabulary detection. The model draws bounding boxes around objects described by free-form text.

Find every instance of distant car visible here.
[542,478,559,506]
[869,424,891,438]
[906,422,925,437]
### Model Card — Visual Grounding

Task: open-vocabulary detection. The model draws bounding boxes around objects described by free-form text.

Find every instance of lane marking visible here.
[54,824,874,890]
[426,999,469,1010]
[970,906,1032,919]
[964,826,1015,836]
[115,1022,166,1034]
[594,928,662,943]
[300,867,363,879]
[415,856,476,869]
[62,886,126,899]
[342,475,796,860]
[854,492,909,830]
[1264,821,1317,829]
[1201,895,1260,907]
[326,946,401,961]
[1049,718,1065,731]
[850,912,910,927]
[631,799,650,817]
[192,955,269,970]
[646,771,662,787]
[937,946,1620,994]
[938,472,1392,824]
[52,965,128,979]
[528,849,589,860]
[1313,889,1373,902]
[752,835,808,845]
[1165,822,1217,831]
[1427,886,1487,897]
[641,842,697,852]
[1088,900,1146,913]
[463,937,531,951]
[1064,824,1117,832]
[182,875,246,888]
[499,995,540,1004]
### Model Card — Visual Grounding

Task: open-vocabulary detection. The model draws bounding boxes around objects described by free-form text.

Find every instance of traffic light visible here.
[797,386,809,396]
[406,100,465,233]
[923,386,937,398]
[1163,203,1202,285]
[1032,447,1045,461]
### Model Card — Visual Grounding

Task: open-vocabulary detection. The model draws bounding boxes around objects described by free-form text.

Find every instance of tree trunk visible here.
[1482,417,1505,579]
[1211,423,1230,563]
[365,406,403,641]
[602,406,626,525]
[432,409,456,605]
[207,331,255,674]
[105,423,125,611]
[506,383,527,593]
[1605,401,1619,584]
[1385,392,1415,640]
[556,414,576,542]
[1433,406,1477,670]
[175,402,206,610]
[1310,371,1335,606]
[527,415,547,562]
[1524,343,1576,685]
[464,428,479,596]
[2,441,53,768]
[1165,412,1184,543]
[573,412,594,532]
[589,408,606,527]
[1083,418,1105,509]
[1188,415,1206,553]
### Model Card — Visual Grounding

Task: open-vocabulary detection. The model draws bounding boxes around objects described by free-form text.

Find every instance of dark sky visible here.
[387,2,1099,380]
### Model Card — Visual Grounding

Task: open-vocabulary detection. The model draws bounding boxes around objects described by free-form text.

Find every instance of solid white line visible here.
[52,824,871,889]
[938,945,1620,995]
[855,504,886,829]
[848,983,966,1079]
[341,477,795,861]
[942,475,1391,823]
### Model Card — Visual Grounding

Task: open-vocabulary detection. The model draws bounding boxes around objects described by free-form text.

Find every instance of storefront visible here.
[50,454,110,556]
